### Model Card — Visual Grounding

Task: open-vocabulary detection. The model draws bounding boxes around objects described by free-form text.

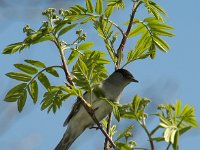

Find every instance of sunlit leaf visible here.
[95,0,103,14]
[38,73,50,90]
[86,0,94,13]
[58,23,78,37]
[46,67,59,77]
[28,80,38,104]
[24,59,46,68]
[6,72,32,82]
[14,64,38,75]
[78,42,94,50]
[4,83,27,102]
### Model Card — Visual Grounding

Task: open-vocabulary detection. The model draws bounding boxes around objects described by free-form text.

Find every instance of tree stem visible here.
[104,113,112,150]
[54,38,116,149]
[116,0,139,69]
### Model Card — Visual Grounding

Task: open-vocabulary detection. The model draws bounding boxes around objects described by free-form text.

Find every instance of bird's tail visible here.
[54,126,85,150]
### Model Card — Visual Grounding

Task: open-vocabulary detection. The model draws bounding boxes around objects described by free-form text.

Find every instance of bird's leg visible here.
[89,123,102,130]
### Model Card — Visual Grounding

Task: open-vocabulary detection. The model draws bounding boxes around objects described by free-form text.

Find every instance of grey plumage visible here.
[55,69,138,150]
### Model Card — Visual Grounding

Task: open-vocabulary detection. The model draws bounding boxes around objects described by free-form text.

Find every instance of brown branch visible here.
[116,0,139,69]
[54,38,116,149]
[104,113,112,150]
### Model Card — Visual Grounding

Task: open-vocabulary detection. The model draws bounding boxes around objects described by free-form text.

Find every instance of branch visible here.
[139,117,154,150]
[54,38,116,149]
[104,113,112,150]
[116,0,140,69]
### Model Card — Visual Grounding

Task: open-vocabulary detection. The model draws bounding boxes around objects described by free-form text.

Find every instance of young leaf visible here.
[38,73,50,90]
[6,72,32,82]
[95,0,103,14]
[153,35,170,52]
[78,42,94,50]
[46,67,59,77]
[58,23,78,37]
[2,42,24,54]
[86,0,94,13]
[17,89,27,112]
[4,83,27,102]
[14,64,38,75]
[151,28,175,37]
[128,24,145,38]
[24,59,46,68]
[28,80,38,104]
[105,6,114,18]
[67,51,79,64]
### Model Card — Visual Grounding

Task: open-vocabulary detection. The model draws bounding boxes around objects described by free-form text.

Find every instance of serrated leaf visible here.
[46,68,59,77]
[54,20,71,34]
[116,125,134,141]
[17,89,27,112]
[6,72,32,82]
[67,51,79,64]
[38,73,50,90]
[14,64,38,75]
[4,83,27,102]
[78,42,94,50]
[86,0,94,13]
[24,59,46,68]
[95,0,103,14]
[148,23,174,30]
[105,6,114,18]
[149,43,156,59]
[28,80,38,104]
[128,24,145,38]
[153,35,169,52]
[151,28,175,37]
[58,23,78,37]
[2,42,24,54]
[175,99,181,116]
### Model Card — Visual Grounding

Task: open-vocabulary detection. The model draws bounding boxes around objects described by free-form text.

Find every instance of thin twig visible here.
[54,38,116,149]
[104,1,141,148]
[116,0,139,69]
[104,113,112,150]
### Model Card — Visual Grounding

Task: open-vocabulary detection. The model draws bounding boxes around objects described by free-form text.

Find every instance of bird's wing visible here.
[63,92,87,127]
[63,97,81,126]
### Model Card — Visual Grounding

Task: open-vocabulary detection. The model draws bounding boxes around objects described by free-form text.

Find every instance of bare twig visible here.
[104,113,112,150]
[54,38,116,149]
[116,0,139,69]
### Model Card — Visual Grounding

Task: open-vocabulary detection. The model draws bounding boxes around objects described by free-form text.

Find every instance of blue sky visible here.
[0,0,199,150]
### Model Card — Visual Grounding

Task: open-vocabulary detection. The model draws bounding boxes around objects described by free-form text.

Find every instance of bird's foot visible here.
[89,123,102,130]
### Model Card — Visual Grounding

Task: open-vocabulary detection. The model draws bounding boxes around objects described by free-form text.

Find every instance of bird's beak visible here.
[131,78,139,83]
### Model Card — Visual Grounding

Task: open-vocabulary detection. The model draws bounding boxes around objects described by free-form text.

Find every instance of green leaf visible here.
[14,64,38,75]
[46,68,59,77]
[115,142,132,150]
[148,22,174,30]
[4,83,27,102]
[28,80,38,104]
[151,28,175,37]
[95,0,103,14]
[78,42,94,50]
[149,43,156,59]
[54,20,71,34]
[6,72,32,82]
[153,35,170,52]
[67,51,79,64]
[175,99,181,116]
[24,59,46,68]
[86,0,94,13]
[2,42,24,54]
[116,125,134,141]
[105,6,114,18]
[58,23,78,37]
[17,89,27,112]
[128,24,145,38]
[38,73,50,90]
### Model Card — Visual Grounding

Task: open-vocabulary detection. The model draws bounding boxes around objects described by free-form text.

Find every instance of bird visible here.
[55,69,138,150]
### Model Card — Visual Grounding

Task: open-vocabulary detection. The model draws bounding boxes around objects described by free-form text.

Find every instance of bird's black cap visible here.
[115,69,138,82]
